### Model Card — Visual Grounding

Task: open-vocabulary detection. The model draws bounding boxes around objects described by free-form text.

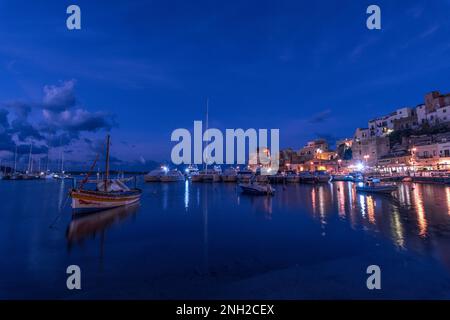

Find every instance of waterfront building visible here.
[297,139,329,162]
[351,128,390,167]
[368,107,417,137]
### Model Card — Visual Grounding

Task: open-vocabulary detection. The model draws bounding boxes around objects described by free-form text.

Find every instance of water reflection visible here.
[232,181,449,258]
[66,203,140,247]
[412,185,428,238]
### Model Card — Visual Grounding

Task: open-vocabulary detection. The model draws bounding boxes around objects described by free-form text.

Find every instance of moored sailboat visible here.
[70,135,142,212]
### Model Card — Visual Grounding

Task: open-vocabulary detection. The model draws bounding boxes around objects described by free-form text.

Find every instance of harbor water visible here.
[1,179,450,299]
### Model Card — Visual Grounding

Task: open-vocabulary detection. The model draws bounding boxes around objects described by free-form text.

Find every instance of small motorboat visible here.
[356,179,397,194]
[331,174,354,182]
[239,181,275,195]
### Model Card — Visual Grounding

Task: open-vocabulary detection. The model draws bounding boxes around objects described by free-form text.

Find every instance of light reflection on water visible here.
[56,181,450,268]
[1,179,450,298]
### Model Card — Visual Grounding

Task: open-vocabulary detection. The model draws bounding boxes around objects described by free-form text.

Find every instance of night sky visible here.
[0,0,449,170]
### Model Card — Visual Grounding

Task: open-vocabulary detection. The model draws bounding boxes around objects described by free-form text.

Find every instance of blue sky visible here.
[0,0,449,169]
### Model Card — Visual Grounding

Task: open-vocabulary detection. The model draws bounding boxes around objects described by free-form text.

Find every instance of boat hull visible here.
[144,175,161,182]
[221,175,237,182]
[356,185,397,194]
[70,189,142,212]
[239,183,275,195]
[160,176,184,182]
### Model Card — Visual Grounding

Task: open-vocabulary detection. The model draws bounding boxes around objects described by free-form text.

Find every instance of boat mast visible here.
[13,145,17,173]
[104,134,111,192]
[205,98,209,171]
[28,143,33,173]
[46,149,49,172]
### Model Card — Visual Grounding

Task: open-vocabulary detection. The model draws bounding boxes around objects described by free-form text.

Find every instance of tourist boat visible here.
[144,166,167,182]
[285,171,300,183]
[160,169,185,182]
[221,167,238,182]
[70,135,142,212]
[185,164,199,178]
[237,169,254,183]
[190,171,203,182]
[356,179,398,194]
[239,181,275,195]
[193,168,221,182]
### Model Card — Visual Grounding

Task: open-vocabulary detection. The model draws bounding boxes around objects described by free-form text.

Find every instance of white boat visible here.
[185,164,199,178]
[356,179,397,194]
[160,169,185,182]
[239,181,275,195]
[237,169,254,183]
[221,167,238,182]
[144,167,167,182]
[193,169,221,182]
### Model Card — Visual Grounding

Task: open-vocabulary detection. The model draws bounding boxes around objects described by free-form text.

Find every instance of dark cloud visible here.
[0,132,15,151]
[0,109,9,131]
[42,80,77,112]
[2,101,32,120]
[16,143,48,155]
[45,132,77,148]
[10,119,44,142]
[0,80,117,155]
[309,109,332,123]
[43,108,116,134]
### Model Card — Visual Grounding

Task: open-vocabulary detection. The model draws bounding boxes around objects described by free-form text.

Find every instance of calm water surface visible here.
[1,179,450,299]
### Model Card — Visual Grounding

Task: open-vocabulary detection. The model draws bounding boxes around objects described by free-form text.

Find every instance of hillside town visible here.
[277,91,450,175]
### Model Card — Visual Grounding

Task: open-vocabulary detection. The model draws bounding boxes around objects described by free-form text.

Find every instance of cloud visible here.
[1,101,32,120]
[0,79,117,156]
[0,109,9,132]
[42,80,77,112]
[309,109,332,123]
[43,109,116,134]
[10,119,44,142]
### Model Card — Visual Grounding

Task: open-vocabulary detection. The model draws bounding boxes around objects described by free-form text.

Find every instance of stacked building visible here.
[278,91,450,174]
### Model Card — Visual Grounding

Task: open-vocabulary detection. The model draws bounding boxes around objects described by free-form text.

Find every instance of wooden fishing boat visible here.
[70,135,142,212]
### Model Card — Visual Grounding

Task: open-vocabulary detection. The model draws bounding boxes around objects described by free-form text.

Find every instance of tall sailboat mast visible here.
[205,98,209,171]
[28,143,33,173]
[13,145,17,173]
[104,134,111,192]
